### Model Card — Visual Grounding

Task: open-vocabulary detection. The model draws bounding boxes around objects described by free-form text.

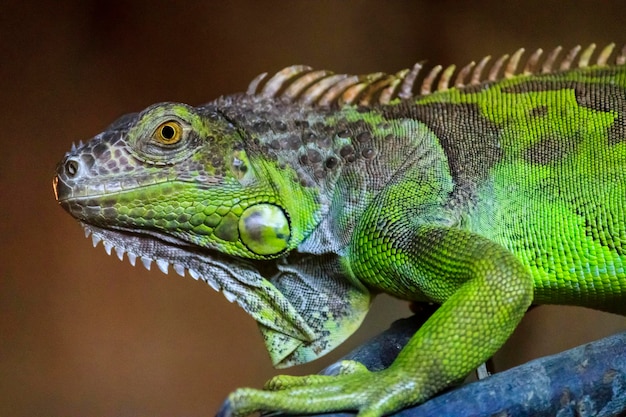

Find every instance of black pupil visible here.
[162,125,176,140]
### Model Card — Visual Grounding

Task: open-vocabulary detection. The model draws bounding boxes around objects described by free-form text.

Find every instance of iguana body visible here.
[54,43,626,416]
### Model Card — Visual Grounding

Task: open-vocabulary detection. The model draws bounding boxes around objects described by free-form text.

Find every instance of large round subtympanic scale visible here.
[239,204,290,255]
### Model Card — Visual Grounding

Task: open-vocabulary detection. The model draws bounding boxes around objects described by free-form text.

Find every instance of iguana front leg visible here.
[219,222,534,417]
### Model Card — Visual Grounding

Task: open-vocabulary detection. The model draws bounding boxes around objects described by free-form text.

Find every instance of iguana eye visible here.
[155,121,183,145]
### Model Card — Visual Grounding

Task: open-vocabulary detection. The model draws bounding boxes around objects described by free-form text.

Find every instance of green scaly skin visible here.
[54,44,626,416]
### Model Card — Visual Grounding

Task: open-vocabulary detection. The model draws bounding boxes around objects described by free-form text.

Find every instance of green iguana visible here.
[53,43,626,416]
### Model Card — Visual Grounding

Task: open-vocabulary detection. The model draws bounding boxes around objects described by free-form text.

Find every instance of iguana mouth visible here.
[81,223,239,301]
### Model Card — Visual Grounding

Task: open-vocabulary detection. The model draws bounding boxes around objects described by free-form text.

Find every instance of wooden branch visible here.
[287,312,626,417]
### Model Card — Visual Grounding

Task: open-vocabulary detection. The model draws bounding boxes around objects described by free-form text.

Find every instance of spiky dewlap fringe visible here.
[83,225,239,303]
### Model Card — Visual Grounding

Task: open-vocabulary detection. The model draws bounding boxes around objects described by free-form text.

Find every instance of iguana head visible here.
[55,102,305,259]
[53,98,371,367]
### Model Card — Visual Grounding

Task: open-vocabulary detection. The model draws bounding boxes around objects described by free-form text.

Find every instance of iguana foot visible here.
[217,362,425,417]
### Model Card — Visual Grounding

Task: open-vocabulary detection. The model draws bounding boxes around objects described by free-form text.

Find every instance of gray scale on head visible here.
[81,108,230,189]
[215,89,438,212]
[215,94,384,190]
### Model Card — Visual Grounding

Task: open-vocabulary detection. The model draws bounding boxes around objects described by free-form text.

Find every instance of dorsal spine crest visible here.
[246,43,626,108]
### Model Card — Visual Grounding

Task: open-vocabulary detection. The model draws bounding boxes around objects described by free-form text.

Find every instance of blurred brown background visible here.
[2,1,626,416]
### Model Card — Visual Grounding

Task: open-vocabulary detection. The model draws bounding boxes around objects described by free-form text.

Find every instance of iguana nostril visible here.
[65,159,79,177]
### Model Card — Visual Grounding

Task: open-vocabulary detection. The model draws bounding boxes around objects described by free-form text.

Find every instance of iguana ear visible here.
[260,254,372,368]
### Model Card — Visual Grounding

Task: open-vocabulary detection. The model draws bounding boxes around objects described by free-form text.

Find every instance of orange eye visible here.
[155,121,183,145]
